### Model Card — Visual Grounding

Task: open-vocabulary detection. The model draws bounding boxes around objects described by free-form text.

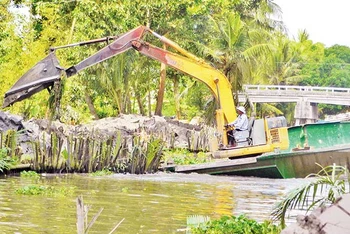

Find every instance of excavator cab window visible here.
[267,116,287,129]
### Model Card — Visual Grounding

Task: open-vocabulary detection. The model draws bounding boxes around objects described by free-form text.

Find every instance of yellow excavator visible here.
[2,25,289,159]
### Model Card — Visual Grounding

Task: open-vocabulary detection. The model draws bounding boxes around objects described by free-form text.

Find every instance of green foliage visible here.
[271,164,350,228]
[298,53,350,117]
[121,187,129,193]
[90,169,113,176]
[19,154,33,164]
[15,185,76,196]
[144,137,164,172]
[187,215,211,229]
[1,0,284,122]
[93,96,116,118]
[325,44,350,63]
[300,56,350,87]
[0,148,17,172]
[30,129,164,174]
[182,81,209,120]
[129,135,164,174]
[190,215,281,234]
[3,0,349,123]
[162,148,210,165]
[20,170,40,179]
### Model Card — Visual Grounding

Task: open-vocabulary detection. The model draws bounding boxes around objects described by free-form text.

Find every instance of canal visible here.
[0,173,309,233]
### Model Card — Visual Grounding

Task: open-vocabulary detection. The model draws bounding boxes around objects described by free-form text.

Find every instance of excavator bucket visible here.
[2,52,62,108]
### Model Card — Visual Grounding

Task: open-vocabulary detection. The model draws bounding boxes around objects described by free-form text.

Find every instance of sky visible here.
[273,0,350,47]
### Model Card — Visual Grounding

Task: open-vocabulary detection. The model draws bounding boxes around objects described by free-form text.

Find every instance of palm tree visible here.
[204,11,282,97]
[271,164,350,228]
[206,13,252,98]
[191,12,276,122]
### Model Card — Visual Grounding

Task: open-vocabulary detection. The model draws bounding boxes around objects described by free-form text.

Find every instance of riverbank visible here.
[0,111,211,174]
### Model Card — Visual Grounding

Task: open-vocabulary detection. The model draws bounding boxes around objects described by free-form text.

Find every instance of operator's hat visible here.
[236,106,246,113]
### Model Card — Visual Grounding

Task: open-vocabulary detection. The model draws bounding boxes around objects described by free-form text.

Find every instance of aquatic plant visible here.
[189,214,281,234]
[186,215,211,232]
[129,135,164,174]
[186,127,212,152]
[162,148,211,165]
[20,170,40,179]
[90,169,113,176]
[0,130,22,172]
[31,130,125,173]
[143,137,164,173]
[31,128,165,174]
[0,147,17,173]
[271,163,350,228]
[1,130,18,158]
[15,185,76,196]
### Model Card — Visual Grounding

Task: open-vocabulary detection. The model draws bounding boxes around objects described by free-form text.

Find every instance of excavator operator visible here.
[226,106,248,147]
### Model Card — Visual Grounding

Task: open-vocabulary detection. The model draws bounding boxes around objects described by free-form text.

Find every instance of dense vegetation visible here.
[2,0,350,125]
[190,215,281,234]
[0,147,17,172]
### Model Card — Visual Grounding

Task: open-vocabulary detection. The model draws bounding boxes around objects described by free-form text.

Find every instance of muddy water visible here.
[0,173,308,233]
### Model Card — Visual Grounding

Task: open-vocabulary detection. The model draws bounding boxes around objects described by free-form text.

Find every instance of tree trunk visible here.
[136,94,145,115]
[174,76,181,119]
[124,92,132,114]
[76,196,85,234]
[51,79,63,121]
[85,91,99,120]
[114,89,124,114]
[148,91,152,117]
[154,44,167,116]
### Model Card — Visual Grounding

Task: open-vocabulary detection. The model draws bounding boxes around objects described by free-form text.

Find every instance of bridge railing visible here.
[243,85,350,94]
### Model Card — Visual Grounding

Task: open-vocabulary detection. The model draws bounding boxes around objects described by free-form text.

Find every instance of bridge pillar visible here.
[294,100,318,125]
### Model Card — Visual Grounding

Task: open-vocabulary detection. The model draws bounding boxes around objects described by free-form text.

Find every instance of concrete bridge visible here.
[238,85,350,125]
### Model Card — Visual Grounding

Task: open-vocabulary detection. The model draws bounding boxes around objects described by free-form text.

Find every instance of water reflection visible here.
[0,173,308,233]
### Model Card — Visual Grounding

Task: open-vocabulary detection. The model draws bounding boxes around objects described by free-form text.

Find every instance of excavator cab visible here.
[231,117,255,147]
[215,116,289,159]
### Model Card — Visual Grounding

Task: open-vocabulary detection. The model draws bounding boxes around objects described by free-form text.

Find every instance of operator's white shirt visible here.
[229,114,248,130]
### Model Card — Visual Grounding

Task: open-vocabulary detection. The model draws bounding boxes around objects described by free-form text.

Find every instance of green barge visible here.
[171,121,350,178]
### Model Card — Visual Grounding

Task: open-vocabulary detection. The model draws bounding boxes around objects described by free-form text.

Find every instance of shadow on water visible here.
[0,173,308,233]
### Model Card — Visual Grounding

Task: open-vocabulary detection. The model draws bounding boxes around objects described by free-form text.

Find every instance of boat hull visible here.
[172,121,350,178]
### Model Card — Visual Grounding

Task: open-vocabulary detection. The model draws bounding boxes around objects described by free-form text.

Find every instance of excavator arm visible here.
[65,26,147,77]
[2,26,147,108]
[3,25,237,143]
[3,25,290,157]
[131,40,236,133]
[64,26,237,126]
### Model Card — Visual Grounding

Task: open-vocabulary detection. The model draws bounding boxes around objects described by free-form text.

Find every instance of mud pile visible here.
[0,111,214,156]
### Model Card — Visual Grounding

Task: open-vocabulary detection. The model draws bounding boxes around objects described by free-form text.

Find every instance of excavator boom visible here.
[2,25,289,156]
[64,26,236,124]
[66,26,147,77]
[131,40,236,123]
[3,25,236,127]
